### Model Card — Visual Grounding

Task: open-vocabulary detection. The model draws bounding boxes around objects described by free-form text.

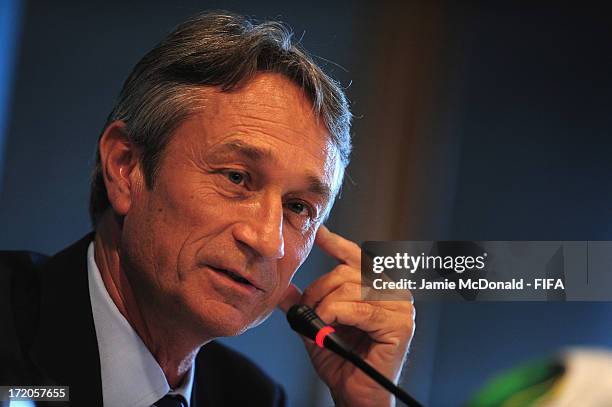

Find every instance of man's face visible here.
[120,73,342,338]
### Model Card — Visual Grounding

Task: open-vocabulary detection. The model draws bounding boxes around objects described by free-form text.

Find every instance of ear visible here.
[98,121,142,217]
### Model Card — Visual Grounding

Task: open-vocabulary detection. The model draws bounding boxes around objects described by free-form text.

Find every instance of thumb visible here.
[277,283,302,314]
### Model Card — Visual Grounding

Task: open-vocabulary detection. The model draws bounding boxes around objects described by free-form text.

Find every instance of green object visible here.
[466,359,565,407]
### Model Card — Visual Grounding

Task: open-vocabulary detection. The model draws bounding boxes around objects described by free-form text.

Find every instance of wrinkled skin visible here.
[97,73,414,405]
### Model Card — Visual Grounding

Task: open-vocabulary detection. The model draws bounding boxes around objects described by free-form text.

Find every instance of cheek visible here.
[298,229,317,259]
[279,231,316,283]
[124,181,203,277]
[152,177,226,242]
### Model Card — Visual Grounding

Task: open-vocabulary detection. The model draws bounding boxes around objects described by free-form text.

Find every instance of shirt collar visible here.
[87,242,194,407]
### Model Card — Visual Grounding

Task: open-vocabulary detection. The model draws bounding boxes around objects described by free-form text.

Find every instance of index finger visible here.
[315,225,361,267]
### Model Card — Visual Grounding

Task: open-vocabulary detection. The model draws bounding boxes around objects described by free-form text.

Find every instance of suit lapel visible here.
[29,233,104,406]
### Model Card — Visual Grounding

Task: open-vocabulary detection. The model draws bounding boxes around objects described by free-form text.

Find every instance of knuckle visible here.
[402,314,415,331]
[396,301,416,317]
[401,316,416,338]
[338,282,355,297]
[371,305,386,323]
[334,264,351,274]
[334,264,359,280]
[352,301,373,317]
[386,334,403,348]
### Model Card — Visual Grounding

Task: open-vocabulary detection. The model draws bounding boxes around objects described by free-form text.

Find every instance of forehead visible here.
[170,73,343,192]
[201,73,327,147]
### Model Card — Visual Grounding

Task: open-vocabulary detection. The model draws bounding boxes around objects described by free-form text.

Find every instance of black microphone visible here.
[287,304,424,407]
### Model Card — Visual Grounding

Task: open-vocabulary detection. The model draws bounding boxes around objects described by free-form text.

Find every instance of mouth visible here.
[208,265,263,292]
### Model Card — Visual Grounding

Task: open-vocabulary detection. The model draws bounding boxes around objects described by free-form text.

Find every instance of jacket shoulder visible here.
[194,341,287,406]
[0,249,47,313]
[0,250,47,383]
[0,250,47,275]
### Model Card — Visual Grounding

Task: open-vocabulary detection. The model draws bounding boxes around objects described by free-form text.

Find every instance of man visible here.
[0,11,414,407]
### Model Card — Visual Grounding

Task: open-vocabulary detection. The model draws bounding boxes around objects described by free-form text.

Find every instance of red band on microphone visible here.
[315,326,335,348]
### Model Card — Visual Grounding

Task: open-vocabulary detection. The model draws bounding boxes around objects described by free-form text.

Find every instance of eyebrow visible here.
[210,141,274,162]
[209,141,334,201]
[305,175,333,202]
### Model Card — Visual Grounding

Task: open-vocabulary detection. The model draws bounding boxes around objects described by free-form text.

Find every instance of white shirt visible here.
[87,242,194,407]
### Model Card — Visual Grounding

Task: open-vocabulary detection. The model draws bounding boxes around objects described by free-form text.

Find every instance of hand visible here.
[278,226,415,407]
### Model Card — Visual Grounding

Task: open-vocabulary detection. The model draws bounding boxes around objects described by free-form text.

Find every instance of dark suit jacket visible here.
[0,234,286,406]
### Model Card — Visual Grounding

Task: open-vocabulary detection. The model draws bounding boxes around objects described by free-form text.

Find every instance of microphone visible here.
[287,304,424,407]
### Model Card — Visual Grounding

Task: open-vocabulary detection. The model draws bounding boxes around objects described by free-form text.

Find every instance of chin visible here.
[192,299,270,338]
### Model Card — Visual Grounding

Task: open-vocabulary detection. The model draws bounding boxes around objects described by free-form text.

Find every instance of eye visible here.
[286,201,314,218]
[288,202,305,214]
[226,171,245,185]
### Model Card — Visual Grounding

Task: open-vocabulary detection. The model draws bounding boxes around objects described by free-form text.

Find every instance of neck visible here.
[93,211,201,388]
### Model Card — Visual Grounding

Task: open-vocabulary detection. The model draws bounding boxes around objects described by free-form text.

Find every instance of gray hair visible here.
[89,11,352,226]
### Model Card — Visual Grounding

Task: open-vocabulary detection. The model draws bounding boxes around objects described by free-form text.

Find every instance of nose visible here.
[232,193,285,259]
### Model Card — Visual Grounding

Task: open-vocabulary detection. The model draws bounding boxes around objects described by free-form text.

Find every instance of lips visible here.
[207,265,263,292]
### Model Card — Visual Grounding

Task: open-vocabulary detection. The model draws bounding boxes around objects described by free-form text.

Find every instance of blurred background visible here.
[1,1,611,406]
